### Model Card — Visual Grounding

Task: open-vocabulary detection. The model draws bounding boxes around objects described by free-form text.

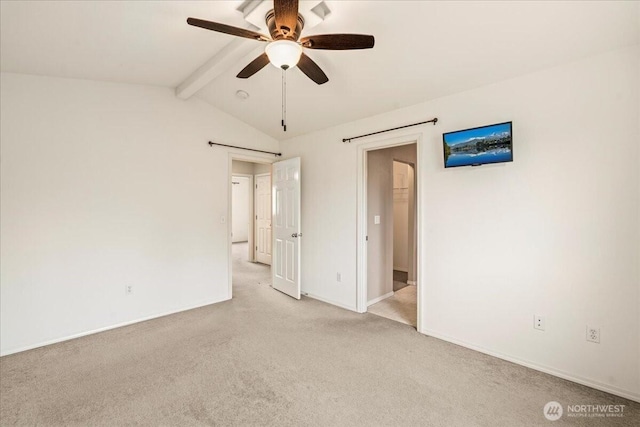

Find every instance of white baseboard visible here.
[393,268,408,273]
[407,280,417,286]
[303,292,357,312]
[421,328,640,403]
[367,291,394,306]
[0,298,228,357]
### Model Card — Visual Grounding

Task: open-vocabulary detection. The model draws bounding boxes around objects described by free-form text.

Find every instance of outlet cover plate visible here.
[534,315,545,331]
[586,326,600,343]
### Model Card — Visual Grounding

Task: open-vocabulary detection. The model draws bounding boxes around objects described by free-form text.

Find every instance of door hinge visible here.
[366,236,369,241]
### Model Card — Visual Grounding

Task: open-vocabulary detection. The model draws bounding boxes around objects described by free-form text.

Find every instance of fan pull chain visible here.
[281,68,287,132]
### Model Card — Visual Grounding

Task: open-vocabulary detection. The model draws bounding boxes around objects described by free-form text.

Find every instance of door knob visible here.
[291,233,303,238]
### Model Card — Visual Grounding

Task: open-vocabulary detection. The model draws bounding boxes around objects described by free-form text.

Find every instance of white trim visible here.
[356,132,423,334]
[414,138,423,334]
[0,298,227,357]
[228,153,275,299]
[422,328,640,403]
[407,281,417,286]
[367,291,394,306]
[303,293,357,312]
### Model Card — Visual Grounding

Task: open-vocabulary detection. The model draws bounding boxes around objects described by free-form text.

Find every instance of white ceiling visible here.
[1,1,638,140]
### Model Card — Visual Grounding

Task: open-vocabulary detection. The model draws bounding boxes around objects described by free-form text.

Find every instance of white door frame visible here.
[356,133,423,333]
[228,152,274,299]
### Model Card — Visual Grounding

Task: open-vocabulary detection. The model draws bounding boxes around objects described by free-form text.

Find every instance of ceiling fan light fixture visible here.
[265,40,302,70]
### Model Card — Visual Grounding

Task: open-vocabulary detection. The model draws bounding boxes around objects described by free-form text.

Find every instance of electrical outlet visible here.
[534,315,545,331]
[126,285,133,295]
[586,326,600,343]
[337,273,342,282]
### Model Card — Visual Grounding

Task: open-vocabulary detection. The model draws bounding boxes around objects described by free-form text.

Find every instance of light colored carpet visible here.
[368,285,417,328]
[1,247,638,426]
[231,242,271,289]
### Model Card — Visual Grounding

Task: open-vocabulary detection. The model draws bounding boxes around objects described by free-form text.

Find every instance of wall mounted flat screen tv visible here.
[443,121,513,168]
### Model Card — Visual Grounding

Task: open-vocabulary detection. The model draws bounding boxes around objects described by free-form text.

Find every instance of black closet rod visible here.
[342,117,438,143]
[208,141,282,157]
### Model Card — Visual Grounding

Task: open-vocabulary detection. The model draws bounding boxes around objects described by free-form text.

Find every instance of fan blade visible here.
[273,0,299,38]
[300,34,375,50]
[237,53,271,79]
[297,53,328,85]
[187,18,270,42]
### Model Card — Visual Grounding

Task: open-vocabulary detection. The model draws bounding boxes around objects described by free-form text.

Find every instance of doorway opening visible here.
[230,158,273,297]
[357,139,420,329]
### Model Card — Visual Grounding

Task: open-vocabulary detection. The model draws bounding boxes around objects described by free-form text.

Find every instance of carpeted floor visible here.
[1,245,638,426]
[231,242,272,289]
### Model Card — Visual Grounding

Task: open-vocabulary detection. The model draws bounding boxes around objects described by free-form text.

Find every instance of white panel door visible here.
[272,157,301,299]
[255,173,272,265]
[231,176,250,243]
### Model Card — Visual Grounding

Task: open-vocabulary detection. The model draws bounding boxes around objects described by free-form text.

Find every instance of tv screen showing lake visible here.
[443,122,512,168]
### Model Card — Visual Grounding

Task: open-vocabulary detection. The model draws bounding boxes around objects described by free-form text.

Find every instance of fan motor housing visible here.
[266,10,305,41]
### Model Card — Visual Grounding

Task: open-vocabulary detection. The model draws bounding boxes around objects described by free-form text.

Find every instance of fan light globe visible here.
[265,40,302,70]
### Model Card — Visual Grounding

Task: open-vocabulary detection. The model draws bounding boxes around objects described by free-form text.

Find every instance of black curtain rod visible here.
[342,117,438,143]
[208,141,282,157]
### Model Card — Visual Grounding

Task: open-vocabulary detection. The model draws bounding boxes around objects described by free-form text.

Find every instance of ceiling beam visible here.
[175,38,263,100]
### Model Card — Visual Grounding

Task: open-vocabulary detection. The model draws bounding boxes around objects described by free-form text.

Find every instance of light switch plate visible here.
[374,215,380,225]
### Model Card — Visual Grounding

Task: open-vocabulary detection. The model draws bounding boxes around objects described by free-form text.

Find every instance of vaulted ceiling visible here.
[1,1,638,140]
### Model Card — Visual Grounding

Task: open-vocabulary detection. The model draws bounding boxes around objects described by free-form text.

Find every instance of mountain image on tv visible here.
[443,122,512,168]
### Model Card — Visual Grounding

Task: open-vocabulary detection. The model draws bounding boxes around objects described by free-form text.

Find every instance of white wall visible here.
[231,160,255,175]
[281,46,640,400]
[0,72,278,355]
[366,149,393,303]
[254,163,271,175]
[232,160,272,176]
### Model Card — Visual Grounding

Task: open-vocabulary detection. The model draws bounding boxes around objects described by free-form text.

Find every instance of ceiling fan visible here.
[187,0,375,85]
